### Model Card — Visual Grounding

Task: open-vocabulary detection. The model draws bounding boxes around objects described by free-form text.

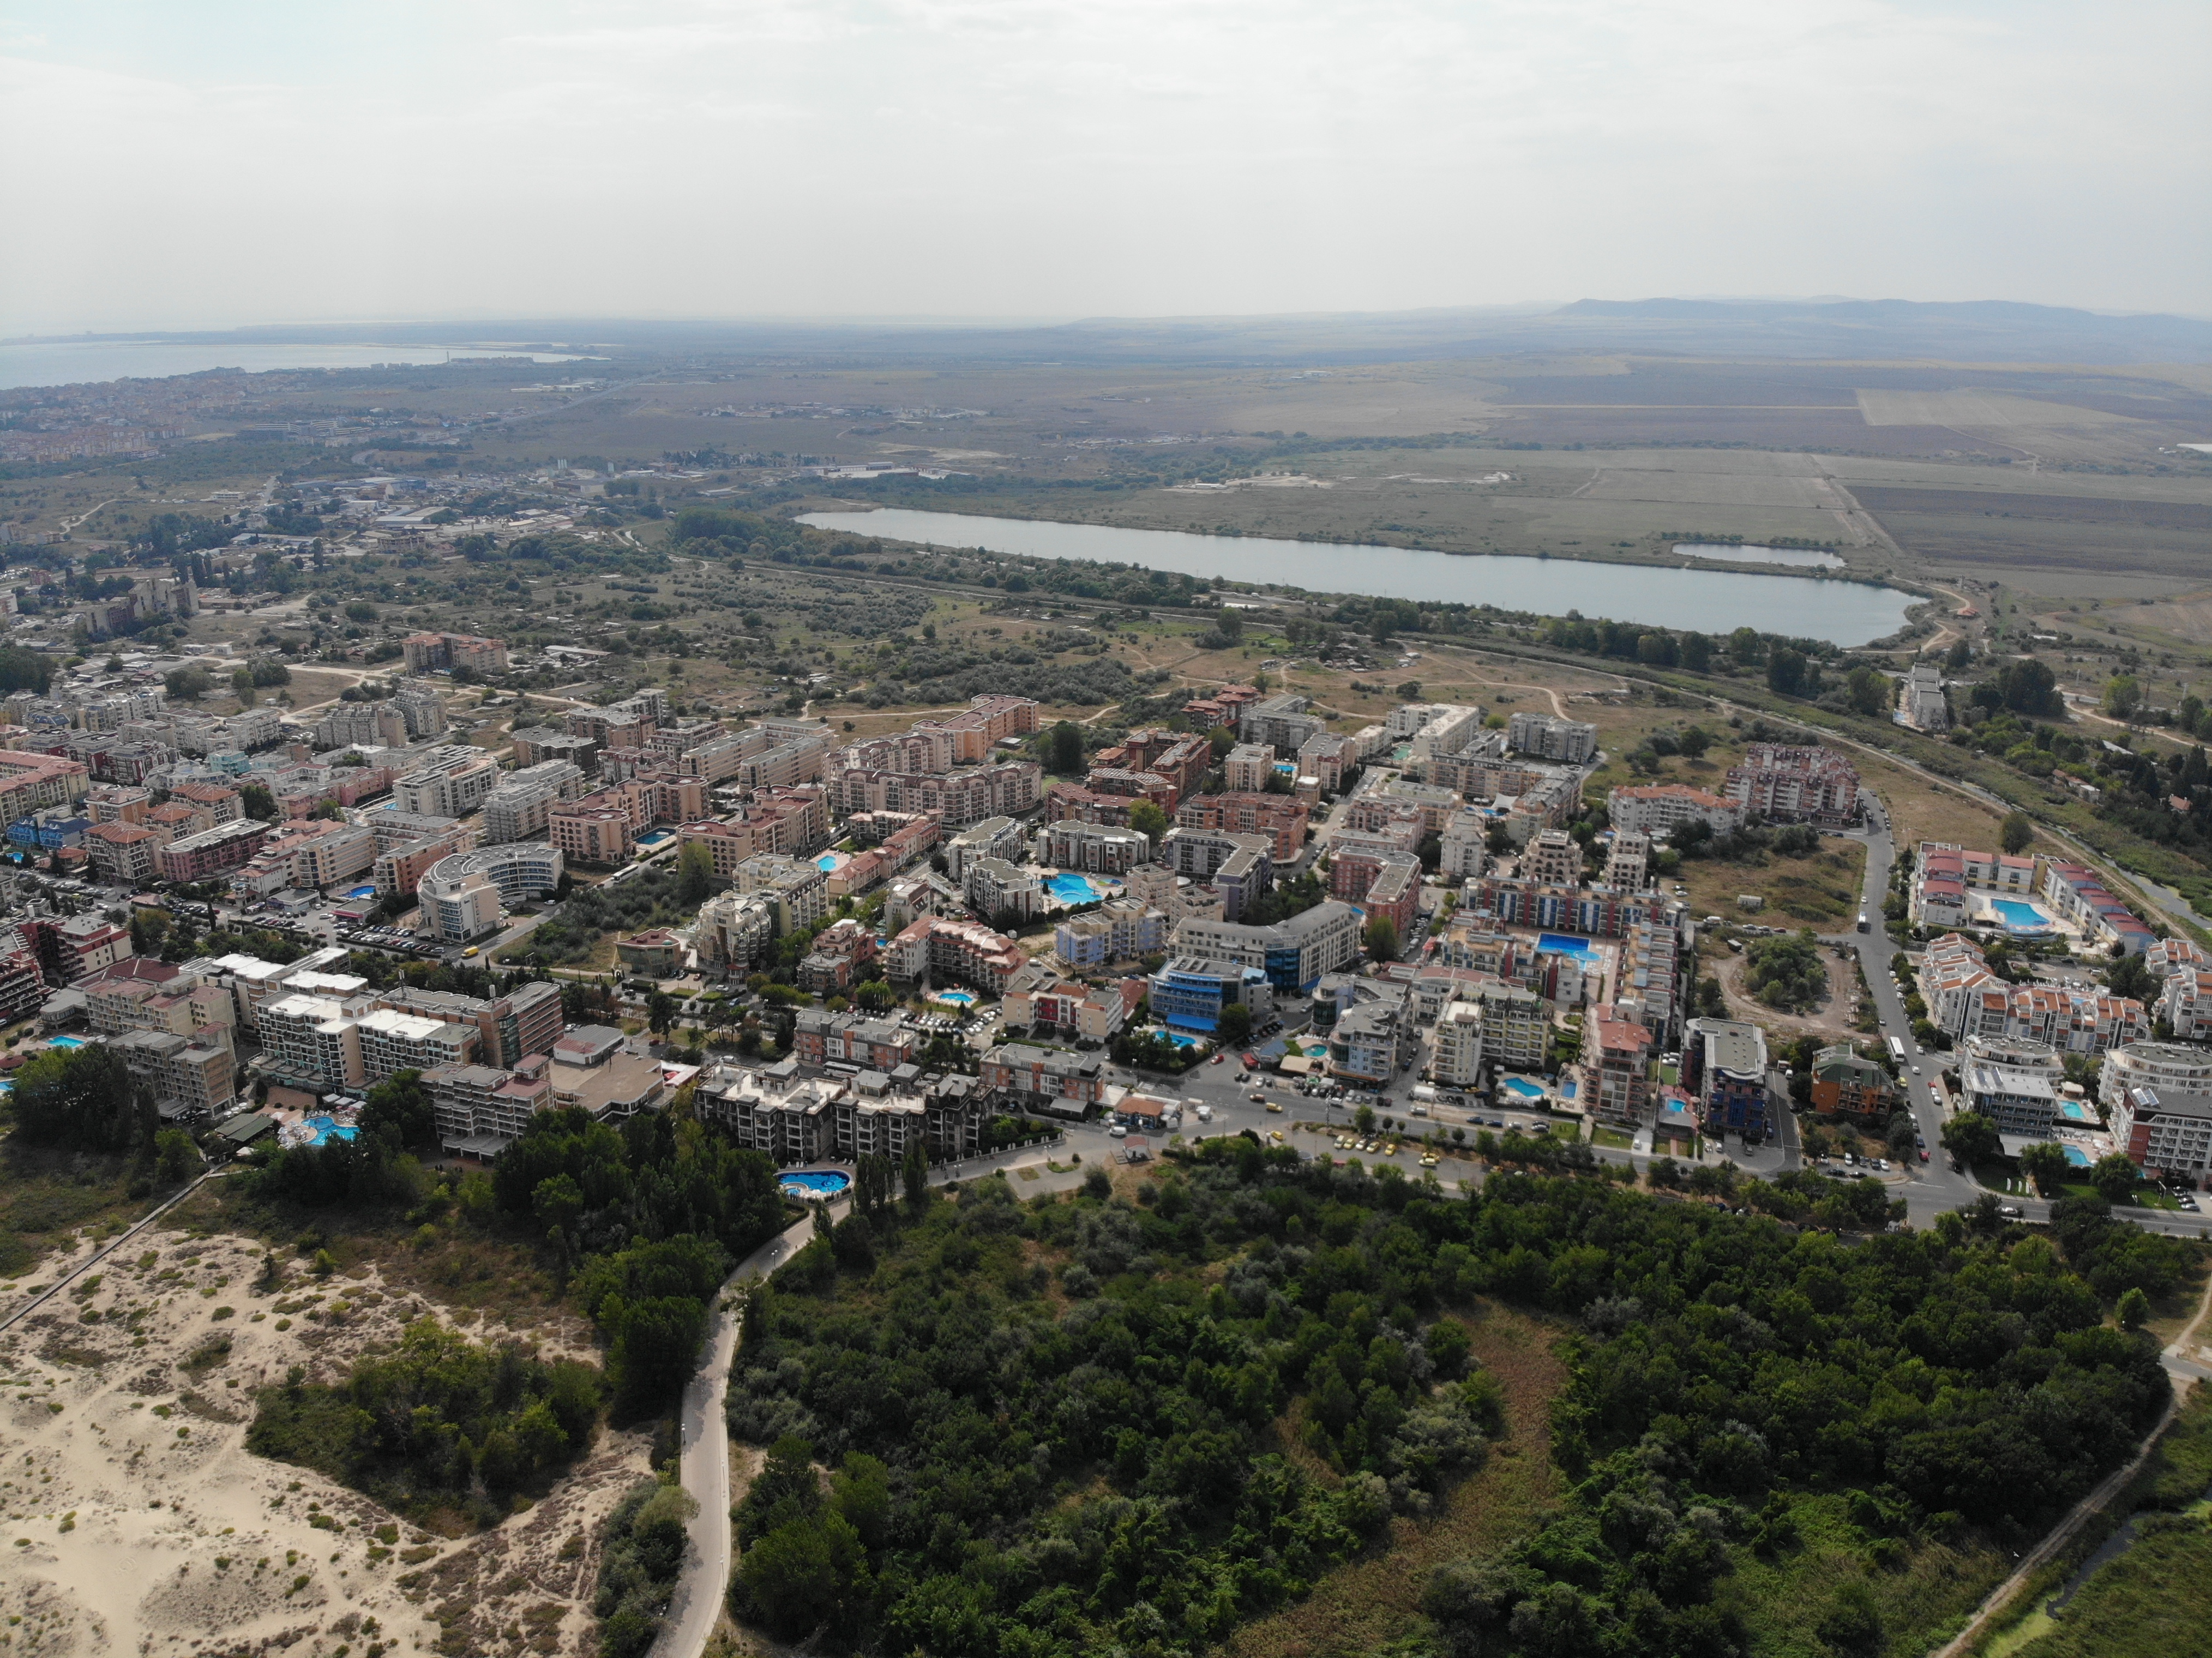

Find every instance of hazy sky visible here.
[3,0,2206,333]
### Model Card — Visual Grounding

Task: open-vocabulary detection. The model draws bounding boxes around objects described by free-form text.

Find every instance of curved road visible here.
[650,1143,1085,1658]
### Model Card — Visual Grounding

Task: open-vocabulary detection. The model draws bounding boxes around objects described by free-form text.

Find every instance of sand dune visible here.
[0,1228,649,1657]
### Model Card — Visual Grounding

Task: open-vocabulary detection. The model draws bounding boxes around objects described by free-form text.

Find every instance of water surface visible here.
[802,507,1914,645]
[0,339,590,389]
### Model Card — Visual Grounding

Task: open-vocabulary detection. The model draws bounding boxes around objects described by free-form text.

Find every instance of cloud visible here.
[0,0,2205,331]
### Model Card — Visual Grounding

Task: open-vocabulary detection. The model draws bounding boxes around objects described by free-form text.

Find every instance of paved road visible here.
[651,1140,1085,1658]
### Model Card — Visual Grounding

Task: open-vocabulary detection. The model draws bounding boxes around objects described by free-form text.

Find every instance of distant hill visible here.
[27,296,2212,367]
[1543,297,2212,362]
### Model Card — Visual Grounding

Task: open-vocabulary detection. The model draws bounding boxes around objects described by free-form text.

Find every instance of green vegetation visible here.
[1742,929,1828,1013]
[722,1141,2181,1656]
[247,1317,602,1528]
[492,1105,785,1413]
[7,1043,151,1154]
[502,866,690,965]
[594,1478,698,1658]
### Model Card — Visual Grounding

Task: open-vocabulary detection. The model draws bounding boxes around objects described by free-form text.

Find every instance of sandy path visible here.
[0,1228,648,1658]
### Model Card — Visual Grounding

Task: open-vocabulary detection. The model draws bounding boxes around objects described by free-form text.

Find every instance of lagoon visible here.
[801,508,1915,645]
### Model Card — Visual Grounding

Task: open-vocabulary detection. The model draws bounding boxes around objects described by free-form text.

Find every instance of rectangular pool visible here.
[47,1035,87,1050]
[1535,933,1600,964]
[1500,1077,1547,1100]
[2059,1100,2098,1122]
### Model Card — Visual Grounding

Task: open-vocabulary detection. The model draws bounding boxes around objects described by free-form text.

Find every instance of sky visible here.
[2,0,2207,334]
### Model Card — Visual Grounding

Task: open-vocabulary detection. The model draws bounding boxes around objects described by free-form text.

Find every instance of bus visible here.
[1885,1035,1906,1066]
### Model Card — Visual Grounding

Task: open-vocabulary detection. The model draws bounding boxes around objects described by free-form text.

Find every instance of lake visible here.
[1672,542,1844,570]
[800,508,1916,645]
[0,339,592,390]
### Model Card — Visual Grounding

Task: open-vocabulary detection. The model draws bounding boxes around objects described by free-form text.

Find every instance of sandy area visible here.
[0,1228,651,1658]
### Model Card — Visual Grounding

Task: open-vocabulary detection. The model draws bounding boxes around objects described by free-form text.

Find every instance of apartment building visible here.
[1171,900,1361,992]
[481,760,588,843]
[420,866,503,944]
[826,759,1041,825]
[790,1008,917,1071]
[964,856,1043,923]
[1723,744,1862,826]
[1238,693,1325,751]
[354,1006,478,1079]
[1223,743,1275,794]
[732,854,830,935]
[1432,999,1487,1088]
[2113,1086,2212,1187]
[1809,1043,1897,1128]
[422,843,562,910]
[1507,712,1599,765]
[1171,791,1309,862]
[231,819,377,896]
[85,820,164,885]
[695,892,774,974]
[1682,1018,1771,1137]
[698,1063,991,1164]
[1603,831,1651,893]
[259,993,368,1090]
[2099,1042,2212,1106]
[110,1028,236,1123]
[1580,1005,1653,1125]
[2040,861,2159,956]
[1039,819,1150,875]
[425,1055,554,1151]
[1054,900,1168,969]
[944,815,1026,880]
[1959,1040,2066,1139]
[1180,683,1263,732]
[981,1042,1107,1114]
[509,726,603,774]
[882,915,1025,994]
[548,791,638,865]
[1921,933,2148,1053]
[401,632,508,676]
[393,749,501,819]
[156,818,271,883]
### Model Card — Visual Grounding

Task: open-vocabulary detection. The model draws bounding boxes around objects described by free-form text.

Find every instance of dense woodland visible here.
[723,1140,2186,1658]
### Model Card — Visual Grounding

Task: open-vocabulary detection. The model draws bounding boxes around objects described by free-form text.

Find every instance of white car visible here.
[1108,1124,1127,1138]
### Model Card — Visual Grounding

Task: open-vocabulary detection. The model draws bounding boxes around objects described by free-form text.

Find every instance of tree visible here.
[675,839,718,905]
[2103,675,2142,722]
[1364,915,1399,963]
[2018,1140,2071,1198]
[2107,951,2154,1002]
[902,1139,928,1208]
[648,991,676,1034]
[1045,721,1084,776]
[2090,1152,2141,1205]
[1676,725,1711,760]
[1214,607,1243,643]
[361,1069,435,1147]
[153,1127,201,1185]
[1126,798,1168,847]
[1939,1110,2002,1169]
[2000,811,2034,856]
[1843,665,1890,717]
[1766,647,1807,698]
[239,782,278,822]
[2117,1287,2150,1329]
[9,1043,151,1154]
[1216,1001,1253,1048]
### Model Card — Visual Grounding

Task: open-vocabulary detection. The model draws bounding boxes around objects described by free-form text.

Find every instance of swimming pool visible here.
[2059,1100,2098,1123]
[934,988,977,1008]
[1163,1031,1201,1050]
[346,885,376,899]
[817,852,847,873]
[1985,898,2057,934]
[1045,871,1110,904]
[1535,933,1600,964]
[1500,1077,1547,1100]
[2063,1144,2093,1168]
[47,1036,86,1050]
[304,1114,358,1146]
[780,1170,852,1198]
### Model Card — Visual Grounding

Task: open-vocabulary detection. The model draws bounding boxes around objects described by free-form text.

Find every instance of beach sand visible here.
[0,1226,651,1656]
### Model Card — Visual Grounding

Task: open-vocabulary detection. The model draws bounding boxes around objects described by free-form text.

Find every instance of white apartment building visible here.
[1433,999,1487,1086]
[355,1007,478,1080]
[259,993,366,1089]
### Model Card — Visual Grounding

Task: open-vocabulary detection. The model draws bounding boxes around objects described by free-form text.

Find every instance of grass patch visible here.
[0,1143,148,1278]
[1591,1127,1637,1151]
[2007,1513,2212,1657]
[1218,1306,1567,1658]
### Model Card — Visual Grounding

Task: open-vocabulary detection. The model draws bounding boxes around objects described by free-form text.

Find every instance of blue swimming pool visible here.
[346,885,376,899]
[1500,1077,1547,1100]
[304,1113,358,1146]
[817,853,844,872]
[1164,1031,1201,1049]
[2059,1100,2098,1122]
[780,1170,852,1198]
[2063,1144,2093,1168]
[47,1035,86,1050]
[1536,933,1600,964]
[1046,871,1110,903]
[935,989,977,1007]
[1987,898,2057,933]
